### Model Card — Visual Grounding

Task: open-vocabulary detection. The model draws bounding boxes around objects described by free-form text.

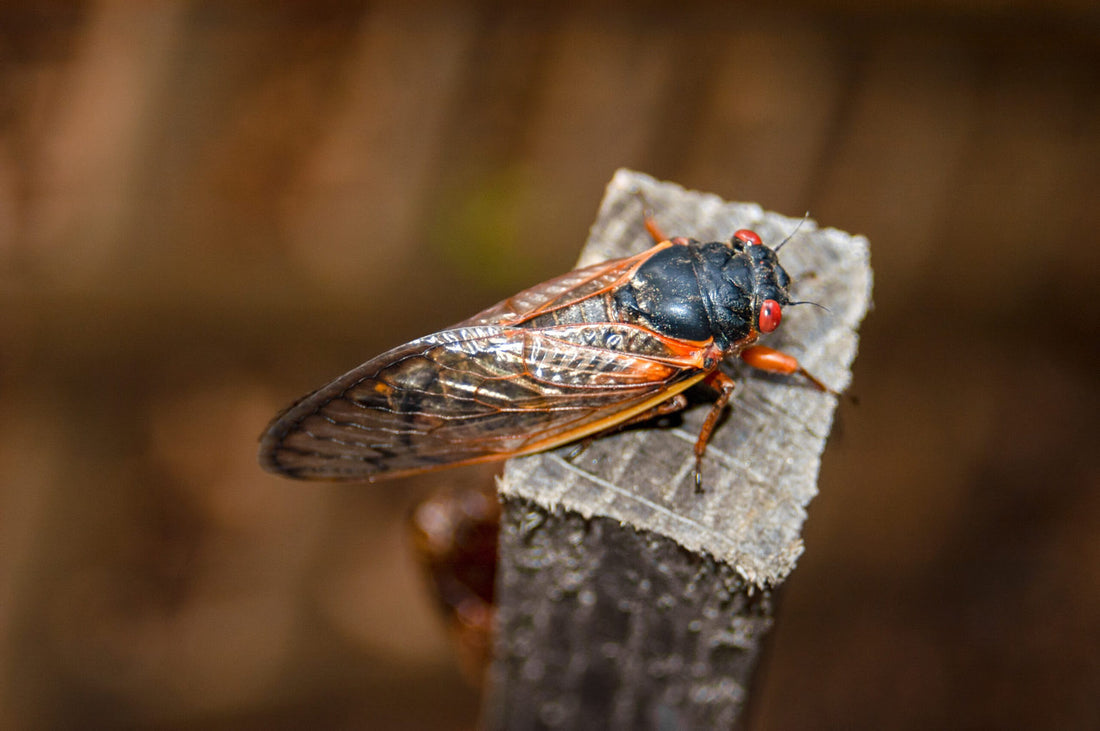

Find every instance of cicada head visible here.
[684,229,793,349]
[732,229,792,336]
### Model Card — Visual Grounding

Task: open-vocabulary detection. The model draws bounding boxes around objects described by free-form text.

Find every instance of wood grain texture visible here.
[483,170,872,729]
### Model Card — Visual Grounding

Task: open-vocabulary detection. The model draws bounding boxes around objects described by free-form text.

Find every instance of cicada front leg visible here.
[740,345,836,395]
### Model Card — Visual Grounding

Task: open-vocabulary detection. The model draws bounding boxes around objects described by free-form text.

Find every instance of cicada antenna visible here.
[788,299,831,314]
[774,212,810,253]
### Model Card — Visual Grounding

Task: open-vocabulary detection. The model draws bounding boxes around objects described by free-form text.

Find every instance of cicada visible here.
[259,209,830,486]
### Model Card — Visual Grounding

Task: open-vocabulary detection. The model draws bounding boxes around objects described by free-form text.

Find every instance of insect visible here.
[259,203,831,487]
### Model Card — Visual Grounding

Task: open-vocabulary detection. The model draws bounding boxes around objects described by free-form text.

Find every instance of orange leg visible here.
[633,190,669,243]
[692,370,738,492]
[693,350,836,490]
[644,212,668,244]
[739,345,835,395]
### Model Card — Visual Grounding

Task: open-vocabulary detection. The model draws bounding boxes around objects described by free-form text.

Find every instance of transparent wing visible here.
[259,322,709,481]
[456,245,668,327]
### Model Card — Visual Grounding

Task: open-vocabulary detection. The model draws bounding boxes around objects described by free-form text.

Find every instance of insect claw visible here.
[692,461,705,494]
[798,367,840,397]
[565,438,593,461]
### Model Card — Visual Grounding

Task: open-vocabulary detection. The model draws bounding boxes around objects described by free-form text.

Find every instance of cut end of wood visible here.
[484,171,872,729]
[498,169,873,589]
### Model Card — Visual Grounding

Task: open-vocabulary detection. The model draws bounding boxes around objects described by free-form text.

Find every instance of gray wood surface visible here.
[483,170,872,730]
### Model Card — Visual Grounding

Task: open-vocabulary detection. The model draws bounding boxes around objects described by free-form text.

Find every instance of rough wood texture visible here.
[482,170,872,730]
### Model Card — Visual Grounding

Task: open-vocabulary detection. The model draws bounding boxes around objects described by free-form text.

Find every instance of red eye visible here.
[759,299,782,333]
[733,229,763,247]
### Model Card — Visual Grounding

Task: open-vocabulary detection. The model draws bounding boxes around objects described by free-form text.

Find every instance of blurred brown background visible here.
[1,1,1097,729]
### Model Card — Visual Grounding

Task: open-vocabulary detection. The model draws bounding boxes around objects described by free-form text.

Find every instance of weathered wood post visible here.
[482,170,872,730]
